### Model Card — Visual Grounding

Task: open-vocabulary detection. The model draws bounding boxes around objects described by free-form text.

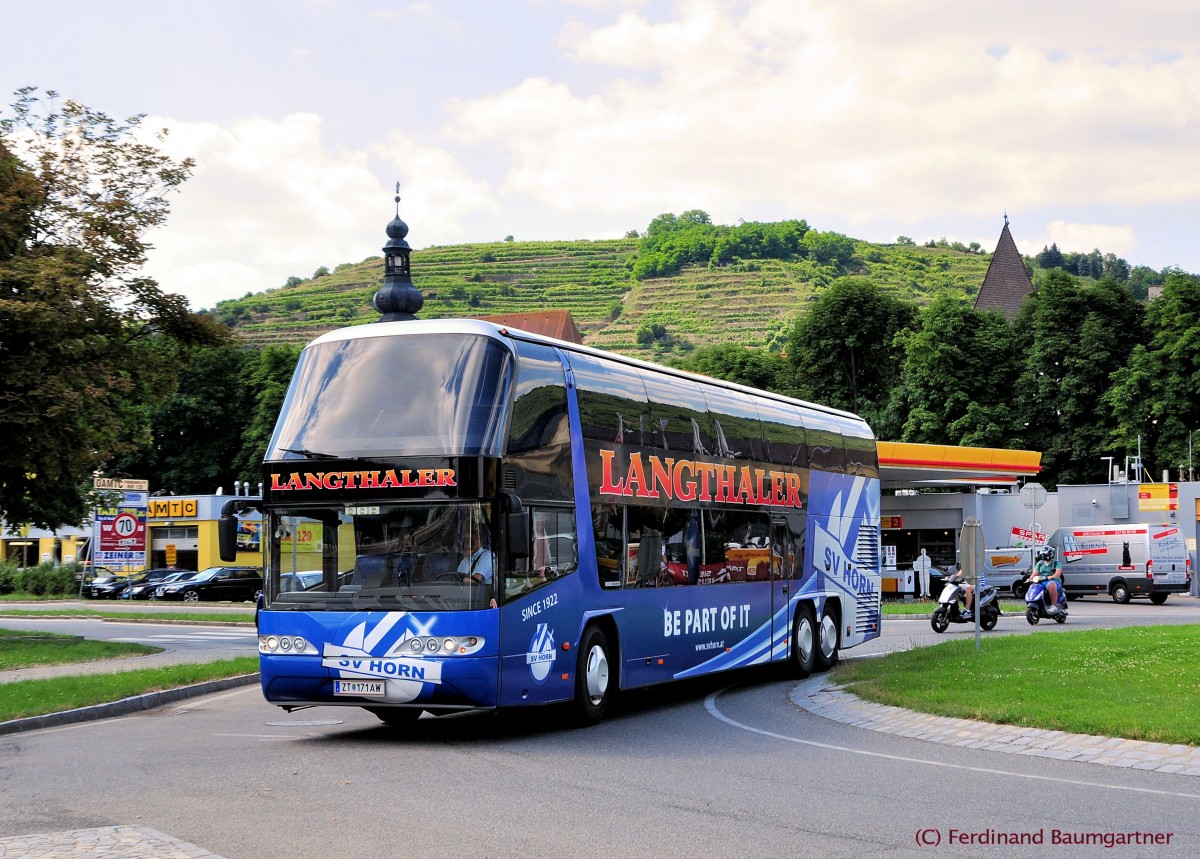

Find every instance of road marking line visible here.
[704,687,1200,800]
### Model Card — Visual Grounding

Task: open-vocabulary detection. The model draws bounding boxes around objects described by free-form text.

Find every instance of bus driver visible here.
[459,531,495,585]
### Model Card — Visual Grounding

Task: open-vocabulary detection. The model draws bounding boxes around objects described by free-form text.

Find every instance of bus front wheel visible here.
[574,626,612,726]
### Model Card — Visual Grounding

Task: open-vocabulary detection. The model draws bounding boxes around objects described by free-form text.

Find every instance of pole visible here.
[960,517,985,650]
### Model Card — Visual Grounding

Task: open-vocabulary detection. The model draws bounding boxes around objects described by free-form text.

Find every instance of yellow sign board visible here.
[149,499,198,519]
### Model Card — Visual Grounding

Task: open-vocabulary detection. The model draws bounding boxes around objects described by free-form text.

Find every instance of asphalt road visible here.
[0,598,1197,857]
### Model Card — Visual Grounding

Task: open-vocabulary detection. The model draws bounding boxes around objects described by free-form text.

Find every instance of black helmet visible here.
[1035,546,1052,562]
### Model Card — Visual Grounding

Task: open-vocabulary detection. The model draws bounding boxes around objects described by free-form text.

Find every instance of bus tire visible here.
[789,605,817,678]
[814,606,839,671]
[573,626,613,726]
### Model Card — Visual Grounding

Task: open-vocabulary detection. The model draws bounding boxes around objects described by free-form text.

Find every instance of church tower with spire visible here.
[372,184,424,321]
[974,214,1034,319]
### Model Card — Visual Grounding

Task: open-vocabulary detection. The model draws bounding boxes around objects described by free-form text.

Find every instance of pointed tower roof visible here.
[975,215,1033,319]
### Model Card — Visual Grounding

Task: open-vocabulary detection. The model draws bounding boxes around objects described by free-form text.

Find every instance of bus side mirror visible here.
[501,492,529,560]
[507,513,530,560]
[218,498,259,562]
[218,515,238,562]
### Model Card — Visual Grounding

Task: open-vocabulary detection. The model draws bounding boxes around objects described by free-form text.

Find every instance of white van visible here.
[982,548,1036,597]
[1046,524,1192,604]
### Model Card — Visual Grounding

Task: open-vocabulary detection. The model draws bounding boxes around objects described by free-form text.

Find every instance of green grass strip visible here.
[0,656,260,722]
[882,600,1026,615]
[0,608,253,624]
[833,625,1200,745]
[0,627,160,669]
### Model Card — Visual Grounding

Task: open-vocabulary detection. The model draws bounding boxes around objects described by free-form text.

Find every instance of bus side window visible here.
[531,509,577,578]
[627,505,669,588]
[592,504,623,589]
[506,508,577,602]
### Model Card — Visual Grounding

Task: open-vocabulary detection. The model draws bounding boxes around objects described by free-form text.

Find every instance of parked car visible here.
[123,569,197,600]
[278,570,324,592]
[154,566,263,603]
[87,574,135,599]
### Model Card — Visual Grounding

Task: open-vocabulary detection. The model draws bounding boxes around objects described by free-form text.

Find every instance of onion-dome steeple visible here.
[372,183,424,321]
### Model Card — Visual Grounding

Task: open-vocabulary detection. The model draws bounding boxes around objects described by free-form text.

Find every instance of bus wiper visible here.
[280,447,340,460]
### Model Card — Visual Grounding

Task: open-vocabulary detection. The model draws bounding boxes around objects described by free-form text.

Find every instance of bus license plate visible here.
[334,680,385,697]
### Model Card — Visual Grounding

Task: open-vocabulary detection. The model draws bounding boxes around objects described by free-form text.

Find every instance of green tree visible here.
[880,295,1020,446]
[1036,243,1064,269]
[235,344,302,480]
[1104,271,1200,480]
[670,344,795,394]
[108,341,254,495]
[0,88,218,529]
[801,230,856,266]
[1012,271,1146,486]
[786,277,917,427]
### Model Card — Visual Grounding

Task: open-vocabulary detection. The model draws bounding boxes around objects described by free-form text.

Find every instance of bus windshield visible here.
[267,333,512,459]
[268,502,496,612]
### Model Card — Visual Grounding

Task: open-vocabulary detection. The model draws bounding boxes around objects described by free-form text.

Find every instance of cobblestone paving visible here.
[0,826,229,858]
[791,674,1200,776]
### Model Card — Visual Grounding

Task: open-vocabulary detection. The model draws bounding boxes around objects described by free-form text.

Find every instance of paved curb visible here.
[0,673,260,736]
[790,674,1200,776]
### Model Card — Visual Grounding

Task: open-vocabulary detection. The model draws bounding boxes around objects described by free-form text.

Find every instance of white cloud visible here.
[142,113,496,309]
[1032,221,1138,259]
[445,1,1200,230]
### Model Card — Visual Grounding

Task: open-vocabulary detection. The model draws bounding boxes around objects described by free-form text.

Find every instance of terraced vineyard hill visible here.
[213,236,994,357]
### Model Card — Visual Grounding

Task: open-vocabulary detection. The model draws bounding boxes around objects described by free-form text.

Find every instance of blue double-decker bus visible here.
[225,319,881,725]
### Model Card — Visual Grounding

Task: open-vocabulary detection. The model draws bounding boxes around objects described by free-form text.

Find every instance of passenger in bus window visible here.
[397,535,414,587]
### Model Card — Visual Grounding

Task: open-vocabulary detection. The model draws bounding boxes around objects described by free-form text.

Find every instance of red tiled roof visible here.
[477,310,584,344]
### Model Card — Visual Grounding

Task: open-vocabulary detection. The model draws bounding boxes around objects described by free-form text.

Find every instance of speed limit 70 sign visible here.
[113,513,138,538]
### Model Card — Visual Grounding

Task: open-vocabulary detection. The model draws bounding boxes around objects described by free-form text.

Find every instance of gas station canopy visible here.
[876,441,1041,489]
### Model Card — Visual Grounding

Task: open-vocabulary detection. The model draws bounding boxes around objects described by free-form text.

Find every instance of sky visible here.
[4,0,1199,310]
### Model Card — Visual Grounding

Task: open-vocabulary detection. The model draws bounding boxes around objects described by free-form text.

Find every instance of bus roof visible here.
[308,318,874,440]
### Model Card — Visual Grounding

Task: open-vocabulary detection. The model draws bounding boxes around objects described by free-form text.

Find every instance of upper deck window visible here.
[268,333,513,459]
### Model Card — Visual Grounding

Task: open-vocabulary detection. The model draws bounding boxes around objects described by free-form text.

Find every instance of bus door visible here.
[772,512,804,661]
[498,508,578,707]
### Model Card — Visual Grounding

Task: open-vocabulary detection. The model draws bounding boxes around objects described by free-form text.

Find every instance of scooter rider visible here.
[1032,546,1063,611]
[949,563,975,619]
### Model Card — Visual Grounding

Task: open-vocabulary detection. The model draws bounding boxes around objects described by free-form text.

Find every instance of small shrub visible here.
[0,562,16,595]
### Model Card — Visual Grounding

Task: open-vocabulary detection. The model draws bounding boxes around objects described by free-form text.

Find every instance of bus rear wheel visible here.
[573,626,612,726]
[789,605,816,678]
[814,607,839,671]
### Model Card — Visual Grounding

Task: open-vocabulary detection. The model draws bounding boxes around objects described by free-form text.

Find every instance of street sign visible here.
[1011,526,1047,544]
[94,477,149,491]
[1020,482,1047,510]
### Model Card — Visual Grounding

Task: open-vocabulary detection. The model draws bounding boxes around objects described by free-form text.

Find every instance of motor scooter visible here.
[930,574,1000,632]
[1024,574,1068,625]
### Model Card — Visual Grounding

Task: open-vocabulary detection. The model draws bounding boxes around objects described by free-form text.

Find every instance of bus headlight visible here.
[259,635,315,655]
